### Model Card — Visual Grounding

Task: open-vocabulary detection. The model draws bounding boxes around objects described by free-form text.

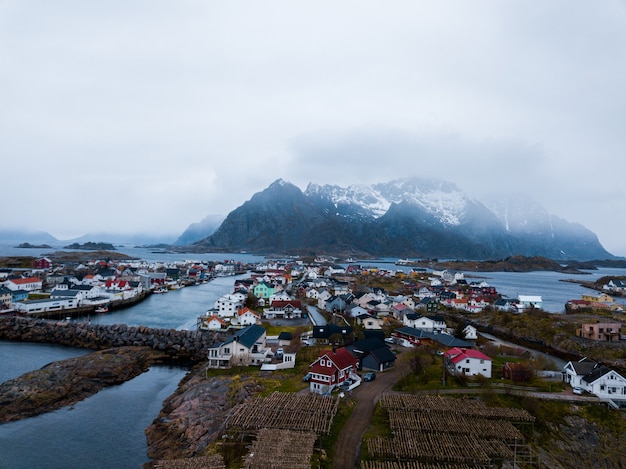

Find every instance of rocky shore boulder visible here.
[145,363,264,461]
[0,346,167,423]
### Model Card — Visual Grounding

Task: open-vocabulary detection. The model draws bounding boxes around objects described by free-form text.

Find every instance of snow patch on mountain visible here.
[306,178,476,226]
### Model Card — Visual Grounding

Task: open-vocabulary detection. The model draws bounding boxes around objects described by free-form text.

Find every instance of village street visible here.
[332,352,408,469]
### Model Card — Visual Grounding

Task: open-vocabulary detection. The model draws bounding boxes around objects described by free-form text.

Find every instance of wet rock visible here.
[145,363,264,461]
[0,346,167,423]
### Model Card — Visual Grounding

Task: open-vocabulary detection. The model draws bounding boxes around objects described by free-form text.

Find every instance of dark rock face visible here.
[145,365,263,461]
[192,179,613,260]
[0,346,166,423]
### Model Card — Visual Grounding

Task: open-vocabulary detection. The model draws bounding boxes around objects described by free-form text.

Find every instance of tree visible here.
[453,322,466,339]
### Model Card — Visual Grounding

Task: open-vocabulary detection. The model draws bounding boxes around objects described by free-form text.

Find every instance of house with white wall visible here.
[214,294,246,318]
[206,325,269,368]
[563,357,626,407]
[308,347,359,395]
[444,347,492,378]
[4,277,42,292]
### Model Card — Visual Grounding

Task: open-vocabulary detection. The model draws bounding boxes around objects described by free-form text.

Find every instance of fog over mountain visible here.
[189,178,613,261]
[174,215,225,246]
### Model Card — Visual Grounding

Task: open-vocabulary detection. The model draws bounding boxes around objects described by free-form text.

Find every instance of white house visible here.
[462,324,478,340]
[4,277,42,292]
[198,315,228,331]
[517,295,542,310]
[317,289,333,310]
[403,314,446,333]
[206,325,269,368]
[234,307,261,326]
[214,294,246,318]
[355,313,384,330]
[346,305,369,318]
[563,357,626,405]
[306,288,320,300]
[444,347,492,378]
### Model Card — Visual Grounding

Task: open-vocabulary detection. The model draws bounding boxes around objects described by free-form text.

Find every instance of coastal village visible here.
[1,253,626,468]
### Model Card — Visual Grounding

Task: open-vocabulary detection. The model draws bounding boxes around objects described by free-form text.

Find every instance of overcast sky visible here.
[2,1,626,255]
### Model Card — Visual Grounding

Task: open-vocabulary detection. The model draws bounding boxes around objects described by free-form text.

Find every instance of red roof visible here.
[315,347,357,370]
[204,315,226,324]
[309,363,336,377]
[11,277,41,285]
[445,347,492,364]
[238,307,260,317]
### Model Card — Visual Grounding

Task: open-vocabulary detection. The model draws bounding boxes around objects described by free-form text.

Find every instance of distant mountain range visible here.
[2,177,615,261]
[187,178,614,261]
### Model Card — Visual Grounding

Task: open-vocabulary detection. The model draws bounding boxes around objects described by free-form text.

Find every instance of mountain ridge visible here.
[190,177,614,261]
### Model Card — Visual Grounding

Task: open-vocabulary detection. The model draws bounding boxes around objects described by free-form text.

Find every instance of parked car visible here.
[573,387,584,395]
[364,371,376,382]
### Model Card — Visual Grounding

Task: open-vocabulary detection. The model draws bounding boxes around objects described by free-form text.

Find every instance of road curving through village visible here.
[332,352,407,469]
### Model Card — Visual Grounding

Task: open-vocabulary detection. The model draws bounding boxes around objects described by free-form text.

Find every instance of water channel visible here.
[0,274,245,469]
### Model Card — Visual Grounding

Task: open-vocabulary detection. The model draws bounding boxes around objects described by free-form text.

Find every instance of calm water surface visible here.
[0,274,246,469]
[0,366,187,469]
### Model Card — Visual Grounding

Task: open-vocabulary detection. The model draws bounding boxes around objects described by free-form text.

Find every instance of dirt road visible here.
[332,361,406,469]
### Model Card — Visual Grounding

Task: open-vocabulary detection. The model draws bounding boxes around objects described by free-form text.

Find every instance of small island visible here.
[64,241,116,251]
[15,242,52,249]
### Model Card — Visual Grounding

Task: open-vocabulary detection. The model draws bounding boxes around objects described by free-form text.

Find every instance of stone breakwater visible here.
[0,316,228,361]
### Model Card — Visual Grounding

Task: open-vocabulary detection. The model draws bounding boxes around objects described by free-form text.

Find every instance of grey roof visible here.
[427,315,446,323]
[223,324,265,349]
[312,324,353,339]
[395,327,473,348]
[570,358,598,376]
[50,290,81,298]
[582,364,613,384]
[351,338,387,353]
[405,313,422,320]
[277,331,292,341]
[369,346,397,363]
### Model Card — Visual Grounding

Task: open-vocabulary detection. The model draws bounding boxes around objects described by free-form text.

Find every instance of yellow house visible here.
[581,293,614,303]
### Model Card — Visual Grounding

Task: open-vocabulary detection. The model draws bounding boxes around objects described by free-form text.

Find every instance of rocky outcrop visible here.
[0,346,167,423]
[0,317,229,361]
[145,364,264,461]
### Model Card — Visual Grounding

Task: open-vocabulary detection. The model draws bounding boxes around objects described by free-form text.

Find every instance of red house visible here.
[33,257,51,269]
[308,348,358,395]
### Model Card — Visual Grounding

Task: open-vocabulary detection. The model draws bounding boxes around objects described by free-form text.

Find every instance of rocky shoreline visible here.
[144,364,264,463]
[0,346,168,423]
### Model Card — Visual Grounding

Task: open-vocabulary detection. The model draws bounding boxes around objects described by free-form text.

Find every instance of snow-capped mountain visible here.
[305,178,487,227]
[188,178,613,260]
